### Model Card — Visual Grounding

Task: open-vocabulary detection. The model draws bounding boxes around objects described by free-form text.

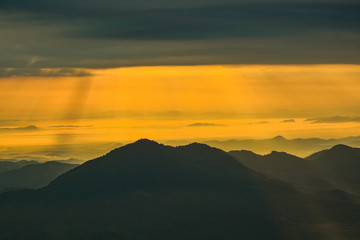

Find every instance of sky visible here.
[0,0,359,160]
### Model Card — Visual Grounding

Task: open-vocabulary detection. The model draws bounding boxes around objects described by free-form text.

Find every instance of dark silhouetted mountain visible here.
[0,140,359,240]
[230,144,360,195]
[308,145,360,193]
[0,160,39,173]
[45,139,257,197]
[228,149,262,161]
[0,161,78,192]
[229,150,332,192]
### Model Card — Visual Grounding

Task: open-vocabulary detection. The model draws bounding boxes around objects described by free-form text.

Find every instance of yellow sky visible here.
[1,64,360,150]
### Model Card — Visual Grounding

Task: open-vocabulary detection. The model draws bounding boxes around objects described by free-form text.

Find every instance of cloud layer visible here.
[0,125,39,131]
[0,0,359,76]
[0,68,92,78]
[306,116,360,123]
[187,122,224,127]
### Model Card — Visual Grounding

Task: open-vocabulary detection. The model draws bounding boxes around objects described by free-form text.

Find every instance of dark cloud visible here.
[75,3,359,40]
[2,1,358,39]
[1,0,357,16]
[0,125,39,131]
[305,116,360,123]
[187,122,224,127]
[282,119,296,123]
[0,68,92,78]
[0,0,359,74]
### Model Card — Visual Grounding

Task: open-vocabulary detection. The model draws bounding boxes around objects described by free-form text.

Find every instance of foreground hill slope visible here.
[0,140,359,240]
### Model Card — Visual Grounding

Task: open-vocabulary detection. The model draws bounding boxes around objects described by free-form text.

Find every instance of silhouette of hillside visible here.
[46,139,255,196]
[0,160,39,173]
[229,150,332,192]
[0,140,359,240]
[230,145,360,194]
[309,145,360,193]
[0,161,78,193]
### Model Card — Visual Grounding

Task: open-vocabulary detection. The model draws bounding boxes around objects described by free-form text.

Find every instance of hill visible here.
[229,150,332,192]
[0,160,39,173]
[230,145,360,194]
[0,161,78,193]
[308,145,360,193]
[0,140,359,240]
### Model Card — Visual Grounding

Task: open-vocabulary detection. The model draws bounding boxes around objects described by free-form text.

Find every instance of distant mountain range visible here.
[0,160,39,173]
[0,140,359,240]
[201,135,360,157]
[0,161,78,193]
[3,136,360,163]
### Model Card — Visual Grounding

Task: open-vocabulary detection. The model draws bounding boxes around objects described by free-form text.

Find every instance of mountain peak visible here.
[47,138,251,196]
[133,139,160,146]
[184,142,214,149]
[269,150,287,155]
[329,144,352,151]
[264,150,302,161]
[273,135,286,140]
[104,139,163,157]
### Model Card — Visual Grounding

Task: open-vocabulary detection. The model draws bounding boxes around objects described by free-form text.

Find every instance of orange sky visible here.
[1,64,360,150]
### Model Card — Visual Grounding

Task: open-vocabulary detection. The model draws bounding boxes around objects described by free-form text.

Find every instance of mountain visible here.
[201,135,360,157]
[307,145,360,193]
[229,150,332,192]
[0,161,78,192]
[53,158,84,164]
[46,139,256,195]
[0,160,39,173]
[230,144,360,194]
[0,140,359,240]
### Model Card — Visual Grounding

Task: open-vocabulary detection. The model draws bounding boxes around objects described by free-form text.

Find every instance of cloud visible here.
[0,68,93,78]
[62,111,247,121]
[305,116,360,123]
[249,121,269,125]
[49,125,92,128]
[282,119,295,123]
[187,122,224,127]
[0,119,20,126]
[59,110,316,121]
[0,125,39,131]
[0,1,359,75]
[75,3,359,41]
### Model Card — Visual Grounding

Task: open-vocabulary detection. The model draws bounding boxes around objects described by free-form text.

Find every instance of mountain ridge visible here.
[0,140,359,240]
[45,139,254,198]
[230,144,360,194]
[0,161,78,193]
[0,139,289,240]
